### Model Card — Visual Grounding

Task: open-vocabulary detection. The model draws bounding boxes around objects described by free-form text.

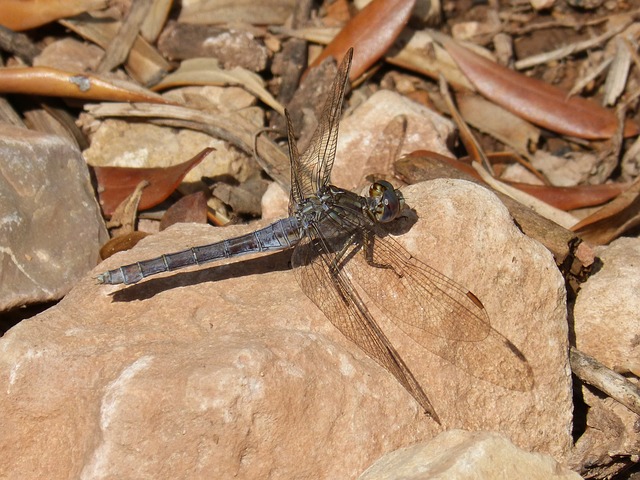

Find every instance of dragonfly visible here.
[98,48,532,422]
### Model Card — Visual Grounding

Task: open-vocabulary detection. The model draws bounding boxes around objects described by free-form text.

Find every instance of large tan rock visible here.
[571,237,640,477]
[359,430,582,480]
[574,237,640,374]
[0,180,572,477]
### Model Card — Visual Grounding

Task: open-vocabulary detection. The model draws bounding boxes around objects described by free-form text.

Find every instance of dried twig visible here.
[570,347,640,416]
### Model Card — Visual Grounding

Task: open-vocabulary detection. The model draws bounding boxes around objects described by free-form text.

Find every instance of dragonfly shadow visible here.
[108,249,293,303]
[381,206,419,237]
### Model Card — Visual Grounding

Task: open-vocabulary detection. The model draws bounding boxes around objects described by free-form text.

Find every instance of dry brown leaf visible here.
[106,180,149,235]
[402,151,622,211]
[160,191,209,231]
[94,148,213,216]
[0,67,169,103]
[99,231,149,260]
[443,37,639,139]
[308,0,416,80]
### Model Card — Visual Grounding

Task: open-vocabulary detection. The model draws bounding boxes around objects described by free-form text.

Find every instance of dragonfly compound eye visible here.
[370,180,402,223]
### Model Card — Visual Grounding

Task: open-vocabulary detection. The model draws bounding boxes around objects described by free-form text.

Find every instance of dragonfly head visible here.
[368,180,405,223]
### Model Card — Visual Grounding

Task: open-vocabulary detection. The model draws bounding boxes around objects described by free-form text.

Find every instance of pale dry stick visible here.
[603,36,632,106]
[514,14,636,70]
[98,0,153,73]
[568,57,613,98]
[501,10,615,36]
[570,347,640,416]
[438,73,494,175]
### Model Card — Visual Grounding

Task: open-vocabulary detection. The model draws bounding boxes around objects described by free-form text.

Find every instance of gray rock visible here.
[0,124,107,310]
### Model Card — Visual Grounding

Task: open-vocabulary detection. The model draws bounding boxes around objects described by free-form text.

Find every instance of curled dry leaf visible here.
[152,58,284,114]
[0,0,106,31]
[443,37,639,140]
[571,175,640,245]
[308,0,416,80]
[0,67,170,103]
[505,182,628,211]
[394,152,595,278]
[94,147,214,216]
[401,151,624,211]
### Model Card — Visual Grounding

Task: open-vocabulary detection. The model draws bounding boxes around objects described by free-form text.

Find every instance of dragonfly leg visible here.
[363,231,393,270]
[328,232,361,275]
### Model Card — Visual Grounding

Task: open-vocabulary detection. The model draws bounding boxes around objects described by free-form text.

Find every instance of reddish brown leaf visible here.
[160,190,209,230]
[94,148,213,216]
[307,0,416,81]
[443,39,639,140]
[507,182,628,211]
[0,67,170,103]
[403,150,626,210]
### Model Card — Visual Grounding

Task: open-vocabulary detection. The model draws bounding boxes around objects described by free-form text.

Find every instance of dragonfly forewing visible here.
[344,231,534,392]
[292,229,440,421]
[289,49,353,206]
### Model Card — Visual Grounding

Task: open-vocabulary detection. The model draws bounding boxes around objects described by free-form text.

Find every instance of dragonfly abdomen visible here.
[97,217,302,285]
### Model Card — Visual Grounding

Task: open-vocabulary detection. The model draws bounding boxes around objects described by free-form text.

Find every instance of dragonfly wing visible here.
[287,48,353,207]
[346,231,534,392]
[292,228,440,421]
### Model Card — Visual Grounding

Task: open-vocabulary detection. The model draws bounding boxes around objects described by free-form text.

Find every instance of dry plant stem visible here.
[98,0,153,73]
[568,57,613,98]
[85,102,291,190]
[570,347,640,416]
[438,73,493,175]
[501,12,608,35]
[571,174,640,244]
[514,13,637,70]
